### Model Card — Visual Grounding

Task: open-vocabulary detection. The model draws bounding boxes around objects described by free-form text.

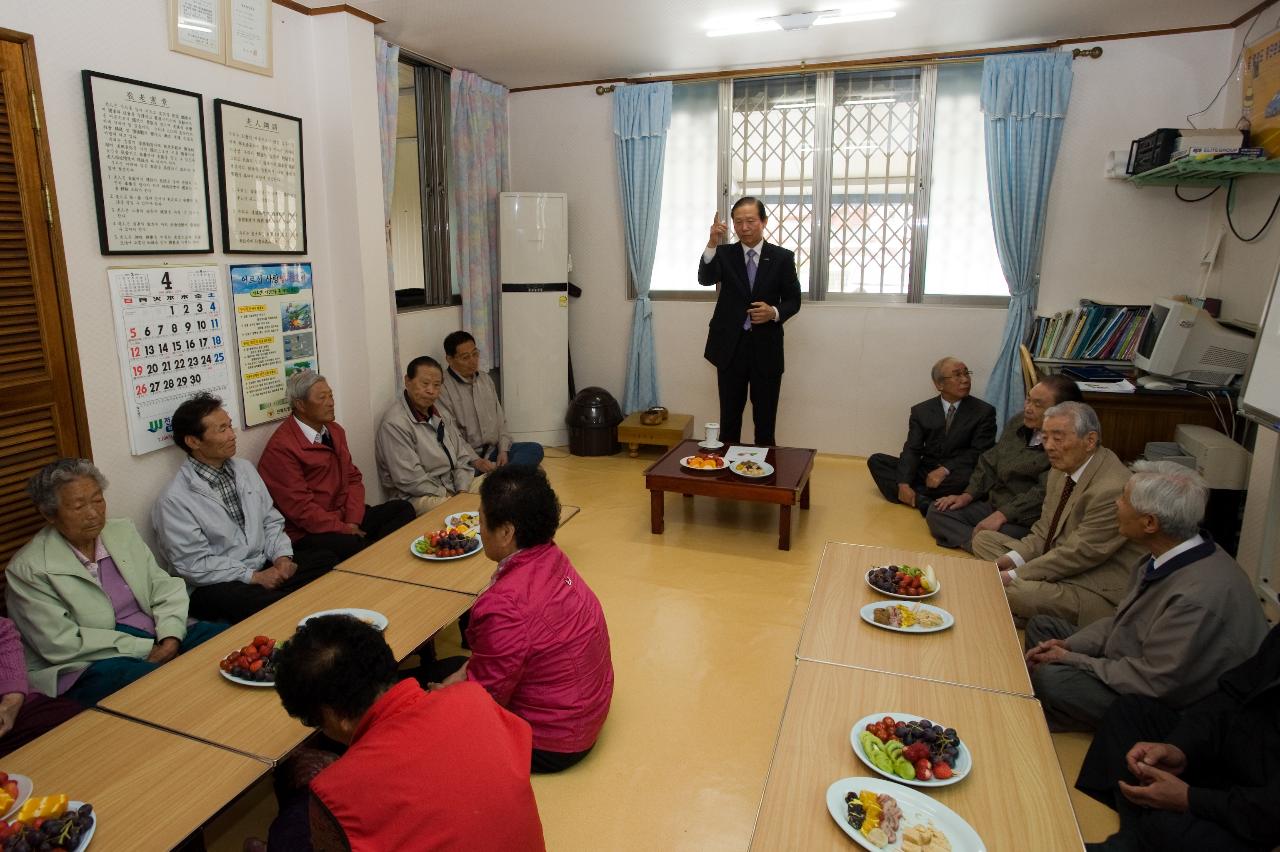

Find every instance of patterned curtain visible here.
[375,37,402,375]
[981,53,1073,428]
[449,70,509,371]
[614,82,672,414]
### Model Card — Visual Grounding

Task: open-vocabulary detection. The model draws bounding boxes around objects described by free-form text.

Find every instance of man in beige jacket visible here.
[1023,461,1267,731]
[973,401,1145,627]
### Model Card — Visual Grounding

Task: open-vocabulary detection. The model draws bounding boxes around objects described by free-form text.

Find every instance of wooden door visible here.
[0,31,89,573]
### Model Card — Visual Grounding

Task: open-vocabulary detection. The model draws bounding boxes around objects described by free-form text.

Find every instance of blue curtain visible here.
[375,38,401,376]
[614,82,672,413]
[981,53,1073,428]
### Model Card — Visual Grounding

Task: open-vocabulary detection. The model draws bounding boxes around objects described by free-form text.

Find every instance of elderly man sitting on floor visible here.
[1023,461,1267,732]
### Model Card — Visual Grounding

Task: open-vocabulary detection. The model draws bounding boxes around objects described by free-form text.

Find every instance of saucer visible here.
[698,440,724,450]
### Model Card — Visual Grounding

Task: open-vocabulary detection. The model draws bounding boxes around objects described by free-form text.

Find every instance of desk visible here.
[337,495,495,595]
[750,662,1082,851]
[100,571,472,762]
[1083,389,1237,463]
[644,440,815,550]
[3,710,267,851]
[797,543,1031,696]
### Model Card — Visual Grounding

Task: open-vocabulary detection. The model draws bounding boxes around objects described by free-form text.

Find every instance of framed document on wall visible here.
[168,0,225,63]
[214,100,307,253]
[82,71,214,254]
[226,0,273,76]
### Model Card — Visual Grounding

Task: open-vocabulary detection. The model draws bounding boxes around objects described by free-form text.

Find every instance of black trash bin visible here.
[566,387,623,456]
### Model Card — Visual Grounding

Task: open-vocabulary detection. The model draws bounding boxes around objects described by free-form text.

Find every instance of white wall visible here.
[508,30,1239,457]
[396,304,464,367]
[6,1,395,540]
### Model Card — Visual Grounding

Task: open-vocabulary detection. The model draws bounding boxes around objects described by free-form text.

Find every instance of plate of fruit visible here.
[0,773,31,822]
[866,564,939,599]
[444,512,479,531]
[679,453,726,472]
[218,635,278,686]
[851,713,971,787]
[0,797,96,852]
[860,602,954,633]
[825,777,982,851]
[299,608,388,631]
[411,528,482,561]
[730,459,774,478]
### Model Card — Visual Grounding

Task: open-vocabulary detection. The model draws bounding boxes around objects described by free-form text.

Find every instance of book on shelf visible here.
[1027,299,1150,362]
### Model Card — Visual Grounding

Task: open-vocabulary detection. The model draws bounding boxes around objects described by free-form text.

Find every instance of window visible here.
[392,57,454,311]
[649,62,1006,303]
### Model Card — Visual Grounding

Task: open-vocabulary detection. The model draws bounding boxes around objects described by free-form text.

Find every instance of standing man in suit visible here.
[867,357,997,513]
[698,197,802,446]
[973,401,1146,628]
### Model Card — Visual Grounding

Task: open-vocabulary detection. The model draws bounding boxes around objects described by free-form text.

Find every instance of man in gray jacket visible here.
[376,356,482,515]
[439,331,543,472]
[152,393,337,623]
[1023,461,1267,732]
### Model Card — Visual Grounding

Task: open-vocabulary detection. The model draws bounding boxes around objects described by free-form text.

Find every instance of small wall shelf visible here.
[1127,157,1280,188]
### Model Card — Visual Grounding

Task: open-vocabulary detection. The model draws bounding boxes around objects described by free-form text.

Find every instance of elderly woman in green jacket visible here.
[5,459,226,706]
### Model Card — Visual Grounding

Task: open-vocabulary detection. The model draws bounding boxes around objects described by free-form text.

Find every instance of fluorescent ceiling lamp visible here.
[707,7,896,37]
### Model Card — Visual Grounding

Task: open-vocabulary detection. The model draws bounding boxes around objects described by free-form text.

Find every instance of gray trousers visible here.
[1025,614,1120,733]
[924,499,1030,551]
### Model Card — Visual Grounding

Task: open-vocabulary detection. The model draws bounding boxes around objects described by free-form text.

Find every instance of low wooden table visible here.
[643,440,815,550]
[337,495,495,595]
[617,411,693,457]
[798,542,1031,696]
[750,662,1083,851]
[100,571,472,763]
[3,710,268,850]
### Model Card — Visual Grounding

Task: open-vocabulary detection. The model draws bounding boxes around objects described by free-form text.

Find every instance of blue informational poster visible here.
[229,262,317,427]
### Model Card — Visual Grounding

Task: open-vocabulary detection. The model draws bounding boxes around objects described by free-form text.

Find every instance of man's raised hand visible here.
[707,212,728,249]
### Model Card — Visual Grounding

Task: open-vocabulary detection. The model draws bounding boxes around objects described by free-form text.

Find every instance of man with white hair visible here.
[1023,461,1267,732]
[973,401,1145,626]
[258,371,414,562]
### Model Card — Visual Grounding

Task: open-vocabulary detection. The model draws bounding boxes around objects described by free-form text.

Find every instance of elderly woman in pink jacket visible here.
[431,465,614,773]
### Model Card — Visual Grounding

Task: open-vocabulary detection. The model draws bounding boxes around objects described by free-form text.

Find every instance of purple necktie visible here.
[744,249,758,330]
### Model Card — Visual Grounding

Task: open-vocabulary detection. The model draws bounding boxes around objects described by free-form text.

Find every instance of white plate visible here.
[730,459,774,478]
[850,712,972,787]
[864,568,940,600]
[859,602,955,634]
[825,777,984,851]
[219,668,274,688]
[679,455,727,473]
[299,608,389,631]
[409,535,484,561]
[698,440,724,450]
[444,511,479,530]
[0,773,32,820]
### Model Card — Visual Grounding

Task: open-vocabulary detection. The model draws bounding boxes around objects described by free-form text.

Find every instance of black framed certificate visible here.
[214,99,307,253]
[82,71,214,254]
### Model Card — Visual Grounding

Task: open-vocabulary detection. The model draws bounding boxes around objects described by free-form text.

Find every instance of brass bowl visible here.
[639,406,669,426]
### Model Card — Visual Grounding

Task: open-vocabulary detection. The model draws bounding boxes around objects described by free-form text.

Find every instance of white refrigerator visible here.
[499,192,570,446]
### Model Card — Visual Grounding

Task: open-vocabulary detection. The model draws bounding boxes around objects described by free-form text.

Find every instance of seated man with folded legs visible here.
[1075,622,1280,852]
[867,357,997,514]
[927,375,1081,550]
[376,356,485,516]
[258,371,415,562]
[153,393,338,623]
[973,401,1146,628]
[1023,461,1266,731]
[440,331,544,472]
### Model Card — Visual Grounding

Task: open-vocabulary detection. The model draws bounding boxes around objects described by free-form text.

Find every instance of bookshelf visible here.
[1027,300,1148,365]
[1127,157,1280,188]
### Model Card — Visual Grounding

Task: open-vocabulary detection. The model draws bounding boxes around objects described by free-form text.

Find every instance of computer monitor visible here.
[1134,298,1254,385]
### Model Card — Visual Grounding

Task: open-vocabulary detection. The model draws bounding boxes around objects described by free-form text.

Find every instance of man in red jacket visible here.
[258,371,414,561]
[273,614,546,851]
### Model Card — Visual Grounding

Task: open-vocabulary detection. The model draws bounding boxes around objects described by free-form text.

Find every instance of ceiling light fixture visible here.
[707,7,896,37]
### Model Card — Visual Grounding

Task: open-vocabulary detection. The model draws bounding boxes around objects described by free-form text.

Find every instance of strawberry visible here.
[933,761,953,780]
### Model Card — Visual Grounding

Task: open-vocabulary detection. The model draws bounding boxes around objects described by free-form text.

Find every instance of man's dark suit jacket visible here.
[897,395,998,486]
[697,241,802,375]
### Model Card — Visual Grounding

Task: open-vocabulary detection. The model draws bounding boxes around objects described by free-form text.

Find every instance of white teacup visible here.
[705,422,720,445]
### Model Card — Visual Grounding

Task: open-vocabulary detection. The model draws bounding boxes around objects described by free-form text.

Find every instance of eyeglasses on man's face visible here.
[943,370,974,380]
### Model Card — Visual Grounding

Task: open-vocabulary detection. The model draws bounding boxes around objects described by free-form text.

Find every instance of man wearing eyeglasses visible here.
[438,331,544,473]
[375,356,483,516]
[867,357,997,514]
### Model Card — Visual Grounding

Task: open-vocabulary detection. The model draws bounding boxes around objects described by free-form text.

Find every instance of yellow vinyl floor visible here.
[206,450,1116,850]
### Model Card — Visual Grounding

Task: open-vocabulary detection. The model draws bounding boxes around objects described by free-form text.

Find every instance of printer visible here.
[1174,424,1251,490]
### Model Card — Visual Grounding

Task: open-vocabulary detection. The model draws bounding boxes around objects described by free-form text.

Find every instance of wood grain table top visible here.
[750,662,1083,851]
[2,710,268,851]
[643,440,816,503]
[99,571,472,762]
[335,494,495,595]
[797,542,1032,696]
